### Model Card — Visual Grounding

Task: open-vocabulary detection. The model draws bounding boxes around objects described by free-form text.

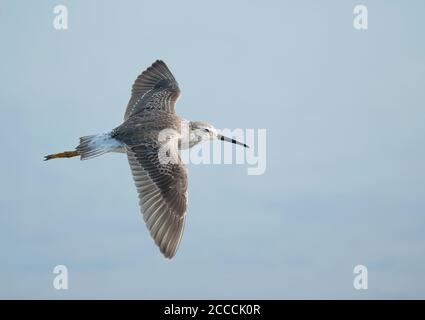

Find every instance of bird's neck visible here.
[176,120,204,149]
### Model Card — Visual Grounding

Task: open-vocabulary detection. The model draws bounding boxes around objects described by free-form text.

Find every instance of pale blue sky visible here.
[1,0,425,298]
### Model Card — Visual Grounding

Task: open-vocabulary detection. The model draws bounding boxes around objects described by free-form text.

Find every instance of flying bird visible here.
[45,60,248,258]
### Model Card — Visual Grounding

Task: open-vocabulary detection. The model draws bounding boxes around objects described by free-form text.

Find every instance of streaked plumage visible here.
[45,60,248,259]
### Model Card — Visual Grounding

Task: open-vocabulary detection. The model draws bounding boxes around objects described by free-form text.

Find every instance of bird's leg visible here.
[44,150,80,161]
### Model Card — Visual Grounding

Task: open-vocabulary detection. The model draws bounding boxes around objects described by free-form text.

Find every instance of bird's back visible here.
[112,112,184,146]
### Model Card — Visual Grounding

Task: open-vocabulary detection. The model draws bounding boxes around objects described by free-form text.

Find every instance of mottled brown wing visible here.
[126,142,188,258]
[124,60,180,120]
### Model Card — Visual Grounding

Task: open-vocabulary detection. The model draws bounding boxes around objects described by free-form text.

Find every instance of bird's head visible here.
[190,121,249,148]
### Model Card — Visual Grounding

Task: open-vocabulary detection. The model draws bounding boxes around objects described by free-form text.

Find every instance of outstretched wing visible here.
[124,60,180,120]
[126,142,188,259]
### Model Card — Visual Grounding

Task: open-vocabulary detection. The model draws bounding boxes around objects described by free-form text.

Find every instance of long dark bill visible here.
[217,134,249,148]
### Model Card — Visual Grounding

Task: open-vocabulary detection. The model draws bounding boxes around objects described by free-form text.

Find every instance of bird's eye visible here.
[204,128,210,132]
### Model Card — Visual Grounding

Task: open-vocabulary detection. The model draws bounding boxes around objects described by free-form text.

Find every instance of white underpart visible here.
[90,132,123,152]
[77,131,124,160]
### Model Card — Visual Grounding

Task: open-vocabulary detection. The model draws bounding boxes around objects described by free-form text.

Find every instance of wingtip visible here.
[151,59,163,67]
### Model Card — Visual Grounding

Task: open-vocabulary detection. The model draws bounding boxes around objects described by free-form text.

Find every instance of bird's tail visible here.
[44,132,122,161]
